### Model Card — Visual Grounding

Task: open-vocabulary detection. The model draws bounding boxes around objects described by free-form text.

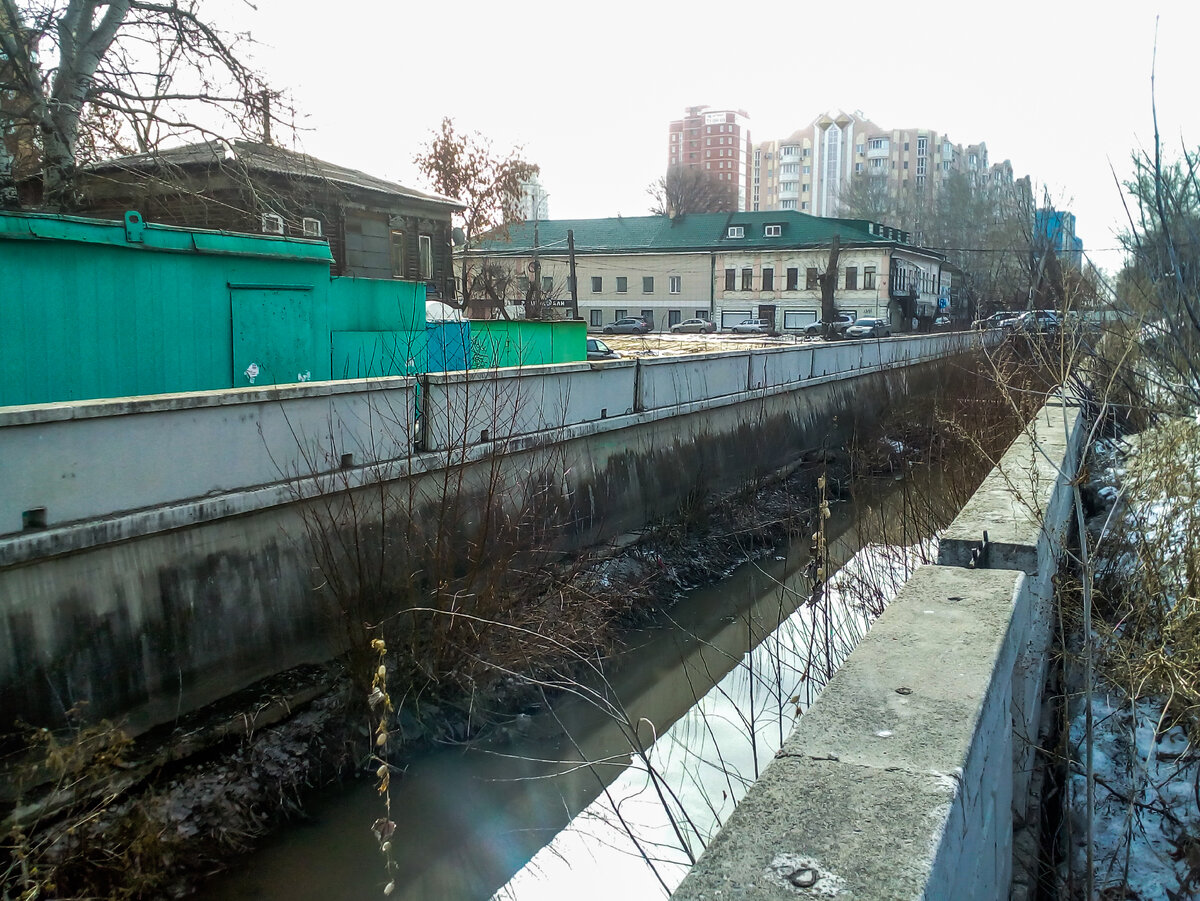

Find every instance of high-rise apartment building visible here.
[751,109,1015,218]
[667,106,753,211]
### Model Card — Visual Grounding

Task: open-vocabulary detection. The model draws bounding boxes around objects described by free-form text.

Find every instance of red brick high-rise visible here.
[667,106,752,212]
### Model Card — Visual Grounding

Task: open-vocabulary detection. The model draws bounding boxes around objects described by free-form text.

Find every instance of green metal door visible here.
[230,287,316,387]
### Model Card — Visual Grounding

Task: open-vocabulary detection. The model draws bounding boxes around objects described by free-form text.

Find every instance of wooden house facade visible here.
[74,140,463,299]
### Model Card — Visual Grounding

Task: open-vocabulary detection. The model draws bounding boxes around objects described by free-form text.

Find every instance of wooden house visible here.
[74,140,463,299]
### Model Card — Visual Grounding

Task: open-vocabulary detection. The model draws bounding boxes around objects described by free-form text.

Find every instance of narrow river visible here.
[196,473,942,900]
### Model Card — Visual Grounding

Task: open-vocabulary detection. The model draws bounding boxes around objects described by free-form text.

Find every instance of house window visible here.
[542,276,553,293]
[727,226,744,238]
[261,212,284,235]
[696,309,709,320]
[800,202,808,210]
[781,200,796,210]
[725,268,737,290]
[519,275,530,293]
[806,268,819,290]
[616,276,628,294]
[389,230,406,278]
[640,309,653,324]
[590,309,603,326]
[845,267,858,290]
[864,266,877,290]
[302,217,322,238]
[419,235,432,279]
[669,275,681,294]
[762,268,774,290]
[669,310,682,327]
[615,309,627,320]
[741,267,753,290]
[643,276,654,294]
[591,276,603,292]
[786,267,799,290]
[765,225,781,237]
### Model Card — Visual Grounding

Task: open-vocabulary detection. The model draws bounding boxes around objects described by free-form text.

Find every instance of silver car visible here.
[670,318,716,334]
[730,318,774,334]
[844,317,891,339]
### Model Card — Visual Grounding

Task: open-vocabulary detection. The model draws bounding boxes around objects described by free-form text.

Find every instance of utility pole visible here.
[531,185,540,315]
[567,229,579,319]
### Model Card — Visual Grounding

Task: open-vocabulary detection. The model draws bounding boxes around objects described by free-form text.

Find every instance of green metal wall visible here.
[0,212,433,407]
[469,319,587,369]
[1,211,584,408]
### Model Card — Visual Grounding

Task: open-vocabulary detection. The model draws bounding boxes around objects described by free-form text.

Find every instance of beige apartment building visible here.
[751,109,1015,217]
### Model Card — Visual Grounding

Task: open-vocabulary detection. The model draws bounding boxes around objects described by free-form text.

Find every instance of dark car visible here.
[1017,310,1060,335]
[603,317,651,334]
[586,337,621,361]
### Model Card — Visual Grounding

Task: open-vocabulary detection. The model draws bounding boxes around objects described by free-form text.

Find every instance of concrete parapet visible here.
[636,349,753,411]
[418,360,637,452]
[938,394,1083,576]
[0,378,416,538]
[675,566,1026,900]
[673,392,1087,900]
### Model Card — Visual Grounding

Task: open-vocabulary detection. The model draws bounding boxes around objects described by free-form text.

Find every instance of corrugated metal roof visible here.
[470,210,914,256]
[0,209,335,262]
[89,140,464,210]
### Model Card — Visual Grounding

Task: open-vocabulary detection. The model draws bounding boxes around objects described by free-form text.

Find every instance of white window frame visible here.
[301,217,322,238]
[261,212,284,235]
[727,226,744,238]
[669,275,681,294]
[418,235,433,279]
[764,225,781,237]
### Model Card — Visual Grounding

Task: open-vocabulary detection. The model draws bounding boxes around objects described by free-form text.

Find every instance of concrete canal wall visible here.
[673,395,1086,901]
[0,331,997,735]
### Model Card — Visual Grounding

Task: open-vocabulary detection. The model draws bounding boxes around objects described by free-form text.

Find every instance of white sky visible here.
[219,0,1200,275]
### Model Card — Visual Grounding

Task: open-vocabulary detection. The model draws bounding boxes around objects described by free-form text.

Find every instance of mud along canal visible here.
[195,467,945,901]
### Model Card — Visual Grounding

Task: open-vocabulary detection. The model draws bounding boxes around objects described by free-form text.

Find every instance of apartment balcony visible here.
[866,144,890,159]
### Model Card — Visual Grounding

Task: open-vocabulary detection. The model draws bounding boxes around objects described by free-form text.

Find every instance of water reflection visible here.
[196,480,936,901]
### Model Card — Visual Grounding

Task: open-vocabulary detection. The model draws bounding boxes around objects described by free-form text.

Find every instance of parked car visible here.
[803,314,856,337]
[670,318,716,334]
[729,318,774,334]
[586,337,621,360]
[1017,310,1060,335]
[932,316,952,329]
[972,311,1017,330]
[844,317,891,339]
[603,317,651,334]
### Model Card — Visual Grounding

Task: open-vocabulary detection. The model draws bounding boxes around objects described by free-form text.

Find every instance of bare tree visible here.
[647,165,736,218]
[817,234,841,335]
[414,117,539,313]
[0,0,287,211]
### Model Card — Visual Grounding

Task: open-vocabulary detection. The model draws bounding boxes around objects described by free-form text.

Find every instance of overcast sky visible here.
[220,0,1199,274]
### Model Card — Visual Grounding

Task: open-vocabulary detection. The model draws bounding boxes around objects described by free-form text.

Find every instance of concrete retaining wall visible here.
[418,360,637,452]
[0,378,415,540]
[673,394,1084,901]
[0,332,995,735]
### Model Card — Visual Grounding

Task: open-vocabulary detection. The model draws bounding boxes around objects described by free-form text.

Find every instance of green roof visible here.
[0,208,335,263]
[471,210,920,256]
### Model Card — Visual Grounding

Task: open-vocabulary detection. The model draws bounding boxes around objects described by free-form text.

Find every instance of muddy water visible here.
[195,475,942,901]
